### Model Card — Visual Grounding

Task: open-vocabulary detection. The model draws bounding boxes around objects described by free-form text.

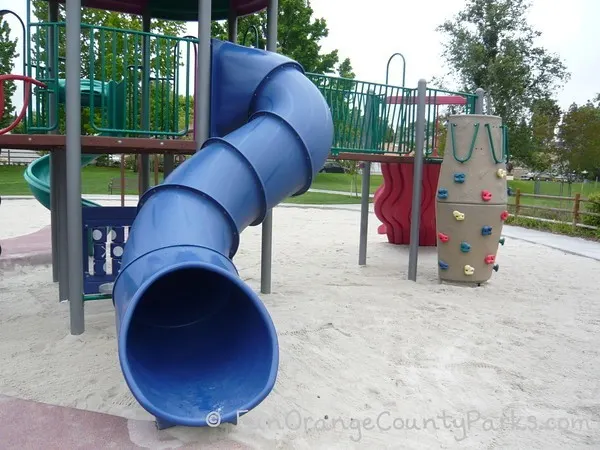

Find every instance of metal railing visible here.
[26,22,197,137]
[20,21,482,158]
[305,73,477,156]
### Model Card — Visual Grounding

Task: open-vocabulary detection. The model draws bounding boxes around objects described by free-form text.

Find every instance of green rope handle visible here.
[451,122,480,163]
[485,123,506,163]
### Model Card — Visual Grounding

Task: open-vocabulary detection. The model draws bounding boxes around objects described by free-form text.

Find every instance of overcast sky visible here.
[4,0,599,111]
[301,0,599,110]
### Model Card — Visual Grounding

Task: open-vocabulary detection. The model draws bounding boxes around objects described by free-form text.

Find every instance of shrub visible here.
[583,193,600,228]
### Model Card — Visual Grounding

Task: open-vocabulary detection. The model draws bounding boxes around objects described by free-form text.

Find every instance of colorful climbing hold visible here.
[437,188,449,200]
[500,210,509,221]
[499,237,505,245]
[493,264,500,272]
[484,254,496,264]
[481,226,492,236]
[453,210,465,221]
[454,172,466,183]
[481,190,492,202]
[438,232,450,243]
[464,265,475,276]
[460,241,471,253]
[496,168,507,179]
[439,261,449,270]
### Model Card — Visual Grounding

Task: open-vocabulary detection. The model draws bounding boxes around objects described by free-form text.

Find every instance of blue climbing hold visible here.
[460,241,471,253]
[439,260,449,270]
[481,226,492,236]
[437,188,449,200]
[454,172,466,183]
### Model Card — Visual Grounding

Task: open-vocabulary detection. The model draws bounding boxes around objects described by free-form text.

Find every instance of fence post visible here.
[515,189,521,217]
[573,193,581,228]
[7,150,10,165]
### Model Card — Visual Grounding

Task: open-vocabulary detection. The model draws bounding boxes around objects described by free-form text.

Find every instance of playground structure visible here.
[0,0,506,430]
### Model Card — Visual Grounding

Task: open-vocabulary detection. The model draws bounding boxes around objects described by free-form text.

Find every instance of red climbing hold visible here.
[500,210,509,221]
[484,255,495,264]
[481,190,492,202]
[438,232,449,243]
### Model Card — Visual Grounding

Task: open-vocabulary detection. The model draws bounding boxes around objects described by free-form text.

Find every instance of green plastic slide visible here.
[24,153,102,209]
[24,78,125,210]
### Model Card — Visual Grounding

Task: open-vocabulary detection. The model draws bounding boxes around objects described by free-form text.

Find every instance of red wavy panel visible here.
[373,162,441,246]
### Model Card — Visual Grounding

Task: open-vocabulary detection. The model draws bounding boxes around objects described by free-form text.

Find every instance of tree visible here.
[436,0,570,166]
[557,95,600,178]
[213,0,353,77]
[0,18,19,128]
[528,97,561,172]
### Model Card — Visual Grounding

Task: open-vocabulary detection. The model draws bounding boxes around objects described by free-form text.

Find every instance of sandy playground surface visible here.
[1,201,600,448]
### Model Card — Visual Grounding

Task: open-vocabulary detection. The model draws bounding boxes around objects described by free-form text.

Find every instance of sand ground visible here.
[1,202,600,448]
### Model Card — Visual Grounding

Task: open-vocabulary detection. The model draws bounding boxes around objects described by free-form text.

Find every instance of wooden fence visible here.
[0,149,41,165]
[513,189,600,230]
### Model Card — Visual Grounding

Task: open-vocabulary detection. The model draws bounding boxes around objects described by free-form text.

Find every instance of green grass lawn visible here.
[2,164,595,210]
[285,191,366,205]
[310,172,383,194]
[0,165,368,204]
[505,179,600,226]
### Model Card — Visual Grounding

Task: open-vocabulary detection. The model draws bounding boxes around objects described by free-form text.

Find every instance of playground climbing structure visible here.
[435,114,508,284]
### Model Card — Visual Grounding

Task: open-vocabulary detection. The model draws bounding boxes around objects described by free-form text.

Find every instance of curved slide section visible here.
[24,154,101,209]
[112,40,334,427]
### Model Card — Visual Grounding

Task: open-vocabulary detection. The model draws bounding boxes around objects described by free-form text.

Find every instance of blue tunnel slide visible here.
[112,39,334,427]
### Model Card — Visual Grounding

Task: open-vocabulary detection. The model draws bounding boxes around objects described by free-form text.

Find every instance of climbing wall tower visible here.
[435,114,508,284]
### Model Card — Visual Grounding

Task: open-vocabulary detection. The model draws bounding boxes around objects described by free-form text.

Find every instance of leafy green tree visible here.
[436,0,570,166]
[214,0,353,77]
[0,18,19,128]
[558,95,600,177]
[528,97,561,173]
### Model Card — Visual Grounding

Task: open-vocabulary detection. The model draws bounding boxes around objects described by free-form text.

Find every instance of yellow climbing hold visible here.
[464,265,475,276]
[496,168,507,179]
[453,210,465,221]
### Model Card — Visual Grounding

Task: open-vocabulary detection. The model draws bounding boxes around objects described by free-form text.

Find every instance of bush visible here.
[583,193,600,228]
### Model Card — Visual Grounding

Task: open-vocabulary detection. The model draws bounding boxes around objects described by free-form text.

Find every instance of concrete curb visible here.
[501,226,600,262]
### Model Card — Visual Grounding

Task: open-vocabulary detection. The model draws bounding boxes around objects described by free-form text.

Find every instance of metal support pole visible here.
[65,0,84,334]
[57,151,69,301]
[358,162,371,265]
[475,88,485,114]
[48,0,59,284]
[139,12,151,194]
[196,0,211,149]
[228,10,238,43]
[260,0,278,294]
[163,153,174,178]
[407,79,427,282]
[358,91,375,265]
